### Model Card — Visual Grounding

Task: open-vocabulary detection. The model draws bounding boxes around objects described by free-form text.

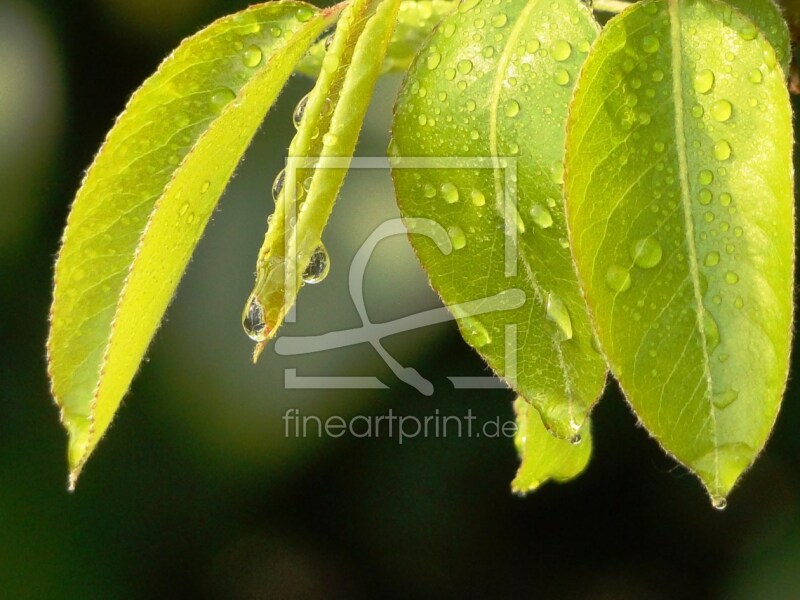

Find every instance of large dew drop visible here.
[303,244,330,284]
[243,295,268,341]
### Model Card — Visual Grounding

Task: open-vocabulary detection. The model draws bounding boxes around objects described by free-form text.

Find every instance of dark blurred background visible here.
[2,0,800,597]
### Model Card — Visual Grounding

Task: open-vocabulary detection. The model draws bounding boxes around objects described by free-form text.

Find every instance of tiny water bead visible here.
[530,204,553,229]
[712,496,728,511]
[552,39,572,62]
[504,99,520,118]
[605,265,631,293]
[441,182,459,203]
[631,237,662,269]
[711,99,733,122]
[714,140,732,161]
[545,293,573,341]
[693,69,715,94]
[243,295,268,341]
[303,245,330,284]
[448,225,467,250]
[242,45,263,68]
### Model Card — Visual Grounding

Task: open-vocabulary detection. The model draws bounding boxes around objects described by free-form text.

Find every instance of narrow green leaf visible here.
[48,1,336,487]
[297,0,456,77]
[391,0,607,439]
[564,0,794,505]
[512,398,592,495]
[244,0,402,359]
[724,0,791,73]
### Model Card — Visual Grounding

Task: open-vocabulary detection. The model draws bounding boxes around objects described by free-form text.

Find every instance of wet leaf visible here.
[391,0,607,439]
[245,0,402,359]
[47,1,336,486]
[296,0,456,77]
[512,398,592,494]
[724,0,791,73]
[565,0,794,504]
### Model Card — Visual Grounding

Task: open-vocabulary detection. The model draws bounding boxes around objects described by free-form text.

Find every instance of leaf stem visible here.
[592,0,632,13]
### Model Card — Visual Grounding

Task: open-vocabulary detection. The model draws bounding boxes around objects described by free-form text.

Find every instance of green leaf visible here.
[724,0,791,73]
[391,0,607,439]
[296,0,456,77]
[512,397,592,494]
[47,1,336,487]
[564,0,794,505]
[244,0,403,359]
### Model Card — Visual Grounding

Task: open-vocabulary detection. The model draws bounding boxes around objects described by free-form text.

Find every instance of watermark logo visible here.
[276,156,524,394]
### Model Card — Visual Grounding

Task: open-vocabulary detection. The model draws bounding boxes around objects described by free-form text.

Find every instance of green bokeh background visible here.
[2,0,799,597]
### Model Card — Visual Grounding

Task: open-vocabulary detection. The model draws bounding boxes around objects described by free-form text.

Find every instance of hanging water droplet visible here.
[712,496,728,510]
[631,237,662,269]
[546,292,573,341]
[272,169,285,201]
[569,433,582,446]
[243,295,268,341]
[293,94,309,129]
[530,204,553,228]
[303,244,330,284]
[605,265,631,292]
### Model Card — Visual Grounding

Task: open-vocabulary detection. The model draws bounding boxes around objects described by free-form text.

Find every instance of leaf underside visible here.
[48,1,333,486]
[513,398,592,495]
[565,0,794,503]
[391,0,607,439]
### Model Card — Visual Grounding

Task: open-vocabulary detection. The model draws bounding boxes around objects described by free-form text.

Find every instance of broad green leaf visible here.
[244,0,402,359]
[564,0,794,505]
[391,0,607,439]
[512,398,592,494]
[296,0,456,77]
[724,0,791,73]
[48,1,336,487]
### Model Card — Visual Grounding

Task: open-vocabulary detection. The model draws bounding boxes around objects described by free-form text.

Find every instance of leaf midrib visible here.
[667,0,718,489]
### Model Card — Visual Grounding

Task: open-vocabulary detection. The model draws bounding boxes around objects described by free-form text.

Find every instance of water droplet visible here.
[552,40,572,62]
[243,295,268,341]
[763,44,777,70]
[714,140,732,161]
[323,132,338,146]
[725,271,739,284]
[441,182,459,203]
[458,59,474,74]
[698,170,714,185]
[740,24,758,41]
[712,496,728,510]
[530,204,553,229]
[179,202,189,216]
[711,99,733,122]
[554,68,571,86]
[303,244,330,284]
[642,34,660,54]
[242,45,263,68]
[713,388,739,409]
[631,237,662,269]
[272,169,285,201]
[704,310,720,351]
[200,180,210,193]
[322,54,340,73]
[546,293,573,341]
[504,99,520,118]
[448,225,467,250]
[693,69,715,94]
[211,88,236,110]
[605,265,631,292]
[719,193,732,207]
[698,189,713,205]
[293,94,309,128]
[295,6,313,21]
[424,184,436,198]
[526,39,541,54]
[704,251,720,267]
[491,13,507,27]
[270,26,282,38]
[748,68,763,83]
[427,51,441,70]
[471,189,486,206]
